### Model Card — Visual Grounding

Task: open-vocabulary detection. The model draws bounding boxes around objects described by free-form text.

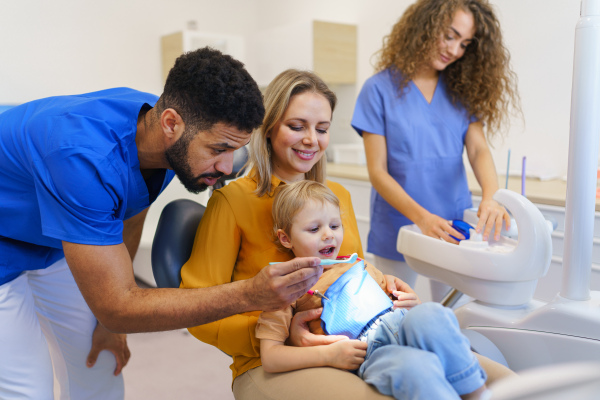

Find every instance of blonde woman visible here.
[180,69,406,399]
[352,0,520,301]
[182,69,513,399]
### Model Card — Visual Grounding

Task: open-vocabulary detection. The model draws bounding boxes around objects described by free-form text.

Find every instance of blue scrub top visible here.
[0,88,175,284]
[351,70,473,261]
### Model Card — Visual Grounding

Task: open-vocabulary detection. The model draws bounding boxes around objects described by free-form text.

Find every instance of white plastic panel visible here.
[467,327,600,372]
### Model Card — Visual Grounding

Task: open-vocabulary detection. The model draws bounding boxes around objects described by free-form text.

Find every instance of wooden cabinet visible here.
[247,21,357,87]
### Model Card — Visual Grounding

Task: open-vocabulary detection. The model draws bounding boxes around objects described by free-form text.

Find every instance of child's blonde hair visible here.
[272,180,340,250]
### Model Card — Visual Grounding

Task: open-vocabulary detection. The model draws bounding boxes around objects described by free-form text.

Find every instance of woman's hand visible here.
[476,199,511,241]
[416,211,464,244]
[287,308,348,347]
[324,338,367,370]
[384,275,421,310]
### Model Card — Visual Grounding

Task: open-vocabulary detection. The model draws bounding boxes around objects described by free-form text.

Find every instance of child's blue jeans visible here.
[357,302,487,400]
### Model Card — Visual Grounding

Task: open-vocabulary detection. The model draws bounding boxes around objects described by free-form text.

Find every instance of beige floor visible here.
[123,279,235,399]
[124,328,235,400]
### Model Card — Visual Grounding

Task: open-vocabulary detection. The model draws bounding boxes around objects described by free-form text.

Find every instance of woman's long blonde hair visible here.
[247,69,337,197]
[375,0,520,137]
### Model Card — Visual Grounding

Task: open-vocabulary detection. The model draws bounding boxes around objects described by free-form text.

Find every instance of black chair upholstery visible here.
[151,199,205,288]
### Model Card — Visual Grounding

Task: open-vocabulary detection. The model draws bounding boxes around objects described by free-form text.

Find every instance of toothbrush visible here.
[269,253,358,301]
[269,253,358,266]
[318,253,358,266]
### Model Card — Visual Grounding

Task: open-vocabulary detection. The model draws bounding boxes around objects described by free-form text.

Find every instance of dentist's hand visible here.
[87,321,130,375]
[476,199,510,241]
[248,257,323,312]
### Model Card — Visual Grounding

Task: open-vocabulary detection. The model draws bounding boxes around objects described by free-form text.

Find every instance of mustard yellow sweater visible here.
[180,172,364,382]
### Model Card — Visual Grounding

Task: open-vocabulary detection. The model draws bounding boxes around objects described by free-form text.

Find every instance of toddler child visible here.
[256,180,489,400]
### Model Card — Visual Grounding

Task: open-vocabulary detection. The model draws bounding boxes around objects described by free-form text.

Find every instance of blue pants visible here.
[357,303,486,400]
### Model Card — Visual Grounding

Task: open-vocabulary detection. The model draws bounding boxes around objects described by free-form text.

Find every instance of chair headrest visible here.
[151,199,206,288]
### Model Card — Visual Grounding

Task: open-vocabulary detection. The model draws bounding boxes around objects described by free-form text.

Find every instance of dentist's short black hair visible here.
[158,47,264,133]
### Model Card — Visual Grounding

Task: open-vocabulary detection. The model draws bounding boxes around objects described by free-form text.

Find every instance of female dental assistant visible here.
[352,0,520,301]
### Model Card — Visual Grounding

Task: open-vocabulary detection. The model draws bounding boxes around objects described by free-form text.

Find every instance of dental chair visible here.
[151,146,248,288]
[152,199,205,288]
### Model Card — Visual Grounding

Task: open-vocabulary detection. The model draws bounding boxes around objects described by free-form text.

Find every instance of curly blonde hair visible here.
[375,0,520,137]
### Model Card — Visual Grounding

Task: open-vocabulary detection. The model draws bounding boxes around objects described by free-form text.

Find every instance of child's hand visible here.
[392,290,421,310]
[325,339,367,370]
[384,275,421,309]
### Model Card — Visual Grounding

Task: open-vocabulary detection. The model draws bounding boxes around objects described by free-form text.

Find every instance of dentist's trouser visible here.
[0,258,124,399]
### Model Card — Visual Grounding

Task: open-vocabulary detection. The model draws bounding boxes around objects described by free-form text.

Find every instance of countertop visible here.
[327,162,600,211]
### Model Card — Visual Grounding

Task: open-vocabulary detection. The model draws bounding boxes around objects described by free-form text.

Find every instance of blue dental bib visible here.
[321,260,393,339]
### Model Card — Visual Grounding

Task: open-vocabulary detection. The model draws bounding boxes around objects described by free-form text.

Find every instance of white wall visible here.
[0,0,258,103]
[0,0,586,178]
[493,0,580,179]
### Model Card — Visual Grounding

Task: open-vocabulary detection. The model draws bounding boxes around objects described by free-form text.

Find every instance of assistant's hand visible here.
[247,257,323,312]
[287,308,348,347]
[324,338,367,370]
[476,198,511,241]
[384,274,421,310]
[87,321,130,376]
[416,212,464,244]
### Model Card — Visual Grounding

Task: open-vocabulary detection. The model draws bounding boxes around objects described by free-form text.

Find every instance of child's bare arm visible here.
[260,338,367,373]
